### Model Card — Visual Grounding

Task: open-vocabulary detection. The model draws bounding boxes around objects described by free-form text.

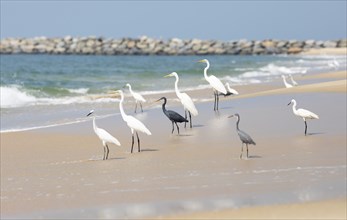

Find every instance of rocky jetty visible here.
[1,36,346,55]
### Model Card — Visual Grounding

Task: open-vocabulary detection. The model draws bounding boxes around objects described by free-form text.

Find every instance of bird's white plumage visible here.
[289,99,319,121]
[208,75,227,94]
[88,110,121,146]
[199,59,227,94]
[225,82,239,95]
[295,108,319,120]
[96,128,121,146]
[178,92,198,116]
[125,83,146,103]
[87,110,121,160]
[123,114,152,135]
[166,72,198,116]
[117,90,152,135]
[282,75,293,88]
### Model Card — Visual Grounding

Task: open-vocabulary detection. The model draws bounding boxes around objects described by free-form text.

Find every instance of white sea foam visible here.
[0,85,117,109]
[66,88,89,94]
[240,63,309,79]
[0,86,37,108]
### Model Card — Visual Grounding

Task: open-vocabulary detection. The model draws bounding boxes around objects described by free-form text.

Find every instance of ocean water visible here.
[1,54,346,132]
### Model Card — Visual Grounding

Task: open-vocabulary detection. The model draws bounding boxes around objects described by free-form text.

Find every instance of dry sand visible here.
[1,71,346,219]
[301,48,347,55]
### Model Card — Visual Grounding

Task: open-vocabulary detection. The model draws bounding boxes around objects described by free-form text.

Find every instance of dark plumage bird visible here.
[228,113,256,159]
[156,97,189,134]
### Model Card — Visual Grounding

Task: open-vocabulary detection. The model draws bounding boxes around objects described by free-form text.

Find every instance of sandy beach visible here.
[1,68,346,219]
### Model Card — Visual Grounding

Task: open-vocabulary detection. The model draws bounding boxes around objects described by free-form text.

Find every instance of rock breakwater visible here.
[1,36,346,55]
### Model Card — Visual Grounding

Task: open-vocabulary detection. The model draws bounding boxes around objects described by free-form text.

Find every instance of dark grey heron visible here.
[228,113,256,159]
[156,97,188,135]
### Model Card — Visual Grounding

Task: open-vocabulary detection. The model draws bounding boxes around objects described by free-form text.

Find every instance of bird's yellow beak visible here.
[197,59,205,63]
[164,73,172,78]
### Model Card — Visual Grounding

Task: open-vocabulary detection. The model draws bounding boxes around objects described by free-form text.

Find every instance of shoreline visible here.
[1,70,345,134]
[1,69,346,219]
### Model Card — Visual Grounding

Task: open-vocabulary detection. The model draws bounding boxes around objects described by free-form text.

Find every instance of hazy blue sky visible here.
[1,1,346,40]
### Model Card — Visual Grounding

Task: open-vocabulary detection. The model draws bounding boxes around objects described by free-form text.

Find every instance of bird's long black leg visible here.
[246,144,249,158]
[184,110,187,128]
[103,145,106,160]
[175,122,180,135]
[140,102,143,112]
[136,132,141,152]
[106,144,110,160]
[189,111,192,128]
[131,134,134,153]
[134,102,138,113]
[171,121,175,134]
[216,93,220,110]
[304,121,308,136]
[240,143,244,159]
[213,92,217,111]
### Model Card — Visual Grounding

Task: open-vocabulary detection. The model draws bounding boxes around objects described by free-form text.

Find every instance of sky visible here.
[1,1,346,41]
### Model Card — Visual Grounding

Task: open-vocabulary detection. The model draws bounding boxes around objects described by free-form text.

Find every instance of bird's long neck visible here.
[92,117,97,133]
[292,101,298,114]
[204,62,210,80]
[119,93,127,120]
[226,84,231,92]
[174,75,181,97]
[128,86,134,95]
[283,77,290,86]
[236,116,240,130]
[161,99,167,113]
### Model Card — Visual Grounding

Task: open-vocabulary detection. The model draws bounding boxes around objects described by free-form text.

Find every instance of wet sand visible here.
[163,198,346,219]
[1,70,346,219]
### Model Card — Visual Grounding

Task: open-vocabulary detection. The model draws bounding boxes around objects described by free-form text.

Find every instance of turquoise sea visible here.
[1,54,346,132]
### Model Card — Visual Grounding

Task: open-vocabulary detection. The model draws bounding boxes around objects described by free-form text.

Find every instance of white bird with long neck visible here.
[87,110,121,160]
[164,72,198,128]
[124,83,146,113]
[198,59,227,110]
[116,90,151,153]
[289,74,298,86]
[287,99,319,135]
[281,75,293,88]
[225,82,239,95]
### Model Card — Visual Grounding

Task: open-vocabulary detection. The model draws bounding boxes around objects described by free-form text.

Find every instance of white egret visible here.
[328,58,340,70]
[124,83,146,113]
[289,74,298,86]
[228,113,256,159]
[87,110,121,160]
[164,72,198,128]
[287,99,319,135]
[223,82,239,96]
[116,90,152,153]
[198,59,227,111]
[281,75,293,88]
